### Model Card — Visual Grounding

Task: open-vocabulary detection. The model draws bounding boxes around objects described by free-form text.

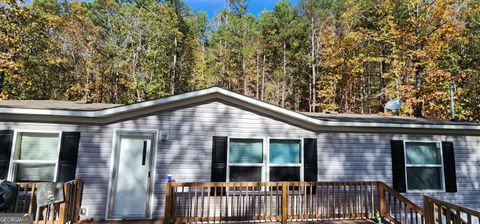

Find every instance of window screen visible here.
[229,139,263,163]
[228,139,263,182]
[270,167,300,181]
[405,142,443,190]
[406,142,441,165]
[269,140,301,164]
[406,167,442,190]
[12,132,60,182]
[227,138,305,182]
[15,133,59,161]
[269,139,301,181]
[14,164,56,182]
[229,166,262,182]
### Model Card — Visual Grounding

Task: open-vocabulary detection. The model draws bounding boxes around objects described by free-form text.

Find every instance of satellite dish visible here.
[386,98,403,111]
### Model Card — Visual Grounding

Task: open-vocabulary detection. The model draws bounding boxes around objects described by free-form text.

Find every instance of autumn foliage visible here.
[1,0,479,122]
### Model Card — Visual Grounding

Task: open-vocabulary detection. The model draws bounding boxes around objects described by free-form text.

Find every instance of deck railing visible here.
[424,196,480,224]
[10,179,83,224]
[378,182,425,224]
[164,181,423,224]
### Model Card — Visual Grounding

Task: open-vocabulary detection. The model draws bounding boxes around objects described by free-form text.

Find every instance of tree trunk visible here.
[294,89,299,111]
[221,43,226,87]
[85,69,91,102]
[282,42,287,107]
[131,52,142,102]
[380,64,386,113]
[0,71,5,96]
[311,16,316,112]
[99,70,105,103]
[360,74,365,114]
[114,70,119,103]
[225,40,230,90]
[414,64,423,117]
[243,57,247,95]
[223,2,230,90]
[261,54,266,101]
[380,46,387,113]
[171,36,178,95]
[309,82,312,112]
[413,2,423,118]
[255,54,259,99]
[202,42,206,85]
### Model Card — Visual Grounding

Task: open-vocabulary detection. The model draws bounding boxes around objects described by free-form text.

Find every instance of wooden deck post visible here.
[74,180,84,222]
[281,182,288,224]
[423,196,434,224]
[58,183,70,224]
[378,182,386,217]
[164,182,173,224]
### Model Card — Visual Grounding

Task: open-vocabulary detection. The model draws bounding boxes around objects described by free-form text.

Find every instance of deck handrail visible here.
[424,196,480,224]
[165,181,418,224]
[378,182,425,224]
[12,179,83,223]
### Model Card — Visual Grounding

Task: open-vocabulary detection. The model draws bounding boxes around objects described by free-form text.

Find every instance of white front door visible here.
[108,132,156,219]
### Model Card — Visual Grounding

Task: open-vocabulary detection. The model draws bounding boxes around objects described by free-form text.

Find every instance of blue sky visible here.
[184,0,298,19]
[24,0,297,19]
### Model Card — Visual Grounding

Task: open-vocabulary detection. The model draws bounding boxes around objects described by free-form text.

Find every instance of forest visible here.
[1,0,480,122]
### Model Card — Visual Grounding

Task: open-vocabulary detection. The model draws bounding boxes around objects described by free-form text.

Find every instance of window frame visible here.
[7,130,63,182]
[403,140,445,193]
[267,138,304,182]
[226,137,304,182]
[226,137,265,182]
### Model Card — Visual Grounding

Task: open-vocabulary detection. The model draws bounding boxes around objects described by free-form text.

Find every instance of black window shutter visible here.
[304,138,317,182]
[57,132,81,182]
[391,140,406,192]
[0,130,14,179]
[211,136,227,182]
[442,141,457,192]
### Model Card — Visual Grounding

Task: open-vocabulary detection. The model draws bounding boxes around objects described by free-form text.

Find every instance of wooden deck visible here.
[11,179,83,224]
[85,181,480,224]
[92,219,377,224]
[163,182,420,224]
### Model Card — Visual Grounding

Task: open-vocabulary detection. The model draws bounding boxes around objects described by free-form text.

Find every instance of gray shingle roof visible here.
[0,100,122,111]
[0,87,477,128]
[301,112,478,126]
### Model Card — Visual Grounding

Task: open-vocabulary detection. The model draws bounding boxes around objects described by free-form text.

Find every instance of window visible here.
[10,132,61,182]
[405,141,444,191]
[269,139,301,181]
[228,139,263,182]
[227,138,303,182]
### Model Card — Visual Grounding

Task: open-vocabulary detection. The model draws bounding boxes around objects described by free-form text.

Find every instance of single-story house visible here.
[0,87,478,221]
